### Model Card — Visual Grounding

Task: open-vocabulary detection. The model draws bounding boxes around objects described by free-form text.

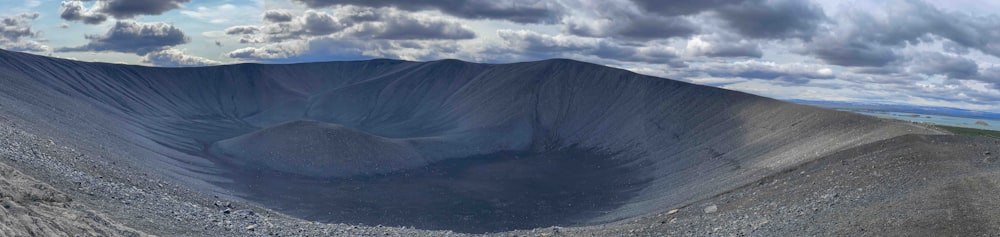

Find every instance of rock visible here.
[245,224,257,231]
[667,209,680,215]
[704,205,718,214]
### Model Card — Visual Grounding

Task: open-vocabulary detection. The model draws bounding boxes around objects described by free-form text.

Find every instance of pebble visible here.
[704,205,718,214]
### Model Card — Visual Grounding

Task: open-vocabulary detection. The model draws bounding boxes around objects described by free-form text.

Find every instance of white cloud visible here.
[141,48,221,67]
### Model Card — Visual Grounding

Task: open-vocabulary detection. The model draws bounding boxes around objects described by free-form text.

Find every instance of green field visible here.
[934,125,1000,138]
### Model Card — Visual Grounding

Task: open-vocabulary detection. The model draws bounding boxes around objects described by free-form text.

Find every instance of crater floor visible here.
[223,148,648,233]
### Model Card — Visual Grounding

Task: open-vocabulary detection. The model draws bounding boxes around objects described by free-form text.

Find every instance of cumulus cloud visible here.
[306,7,475,40]
[226,36,408,63]
[341,12,476,40]
[225,6,478,62]
[0,13,49,52]
[227,40,310,60]
[497,29,686,66]
[56,21,189,55]
[685,34,762,58]
[225,25,260,35]
[300,10,350,36]
[236,8,475,42]
[291,0,564,24]
[263,10,294,23]
[141,48,220,67]
[59,0,189,24]
[225,25,264,44]
[60,1,108,24]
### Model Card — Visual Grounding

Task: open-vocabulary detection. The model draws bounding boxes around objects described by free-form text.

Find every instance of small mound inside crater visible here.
[208,120,424,178]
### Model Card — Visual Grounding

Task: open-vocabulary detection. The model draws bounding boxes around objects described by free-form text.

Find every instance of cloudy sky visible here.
[2,0,1000,111]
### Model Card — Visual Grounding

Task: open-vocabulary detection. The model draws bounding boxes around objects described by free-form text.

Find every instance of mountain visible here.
[0,49,996,236]
[787,99,1000,119]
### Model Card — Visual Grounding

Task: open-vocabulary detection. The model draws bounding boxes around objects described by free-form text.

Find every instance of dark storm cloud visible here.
[627,0,826,40]
[808,0,1000,67]
[56,21,189,55]
[699,45,761,58]
[99,0,190,18]
[909,52,979,79]
[889,0,1000,58]
[59,0,189,25]
[291,0,564,24]
[617,17,697,39]
[0,13,48,52]
[565,15,697,40]
[714,0,827,39]
[978,67,1000,89]
[264,10,294,23]
[850,1,988,50]
[806,38,899,67]
[631,0,743,16]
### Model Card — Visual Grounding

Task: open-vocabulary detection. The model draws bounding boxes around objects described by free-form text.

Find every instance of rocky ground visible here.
[519,134,1000,236]
[0,160,143,237]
